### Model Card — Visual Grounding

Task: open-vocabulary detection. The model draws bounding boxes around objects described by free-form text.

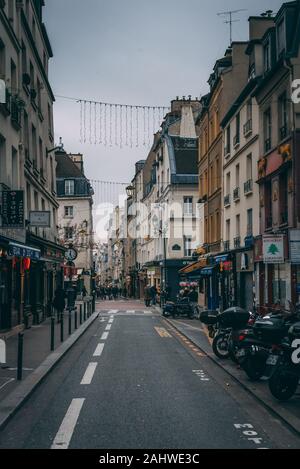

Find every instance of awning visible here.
[8,242,41,260]
[199,267,215,277]
[214,254,229,264]
[179,257,208,274]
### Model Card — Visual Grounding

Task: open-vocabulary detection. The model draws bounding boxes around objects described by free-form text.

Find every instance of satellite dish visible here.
[0,79,5,104]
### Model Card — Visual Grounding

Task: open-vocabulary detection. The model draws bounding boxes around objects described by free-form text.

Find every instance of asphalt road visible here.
[0,301,299,449]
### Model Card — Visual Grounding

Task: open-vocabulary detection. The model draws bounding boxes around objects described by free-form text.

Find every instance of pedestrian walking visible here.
[188,287,199,318]
[150,285,157,305]
[53,286,66,323]
[144,285,152,307]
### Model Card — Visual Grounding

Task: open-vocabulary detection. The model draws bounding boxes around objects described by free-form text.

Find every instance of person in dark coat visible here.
[53,286,66,322]
[144,285,152,307]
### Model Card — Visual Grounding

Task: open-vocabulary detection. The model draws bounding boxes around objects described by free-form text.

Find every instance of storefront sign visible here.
[29,211,51,227]
[290,229,300,264]
[1,191,24,228]
[8,242,41,260]
[263,235,284,264]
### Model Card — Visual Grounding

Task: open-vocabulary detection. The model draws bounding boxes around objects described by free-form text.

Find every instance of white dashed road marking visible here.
[80,363,98,385]
[93,343,105,357]
[51,399,85,449]
[105,324,112,331]
[101,332,109,340]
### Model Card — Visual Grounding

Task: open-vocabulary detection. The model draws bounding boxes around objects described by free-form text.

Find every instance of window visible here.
[65,180,75,196]
[215,158,219,190]
[64,206,74,218]
[277,19,285,56]
[31,125,37,168]
[23,111,29,158]
[65,227,74,240]
[247,209,253,236]
[22,41,27,75]
[246,154,252,180]
[263,41,271,73]
[184,197,193,216]
[34,191,38,210]
[226,126,231,154]
[234,112,240,145]
[184,236,192,257]
[12,147,18,188]
[10,59,17,92]
[235,164,240,188]
[279,172,288,225]
[226,172,231,195]
[0,39,5,79]
[278,92,288,140]
[226,219,230,242]
[264,108,272,152]
[236,214,240,237]
[26,183,31,212]
[246,100,252,121]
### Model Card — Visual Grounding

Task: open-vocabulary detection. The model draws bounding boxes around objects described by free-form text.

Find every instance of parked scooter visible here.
[163,297,195,319]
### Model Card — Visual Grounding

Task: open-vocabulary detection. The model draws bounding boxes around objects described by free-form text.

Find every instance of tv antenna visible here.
[217,9,247,44]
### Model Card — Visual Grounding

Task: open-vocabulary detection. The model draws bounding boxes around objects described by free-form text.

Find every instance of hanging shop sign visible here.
[1,191,24,228]
[8,242,41,260]
[290,229,300,264]
[263,235,284,264]
[29,211,51,227]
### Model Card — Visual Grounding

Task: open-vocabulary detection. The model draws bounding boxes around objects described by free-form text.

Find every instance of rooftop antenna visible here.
[217,9,247,45]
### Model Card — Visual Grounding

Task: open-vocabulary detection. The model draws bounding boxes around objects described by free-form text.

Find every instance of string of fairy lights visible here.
[55,95,170,148]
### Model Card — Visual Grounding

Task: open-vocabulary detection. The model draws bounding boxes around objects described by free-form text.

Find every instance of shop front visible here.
[214,254,235,312]
[236,250,255,311]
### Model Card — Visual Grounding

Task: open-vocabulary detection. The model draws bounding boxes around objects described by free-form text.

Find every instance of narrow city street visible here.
[0,301,299,450]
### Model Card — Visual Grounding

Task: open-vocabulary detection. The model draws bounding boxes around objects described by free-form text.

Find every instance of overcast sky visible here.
[44,0,283,190]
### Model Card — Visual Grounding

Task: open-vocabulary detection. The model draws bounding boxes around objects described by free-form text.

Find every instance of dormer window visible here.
[65,179,75,196]
[263,41,271,73]
[277,18,286,57]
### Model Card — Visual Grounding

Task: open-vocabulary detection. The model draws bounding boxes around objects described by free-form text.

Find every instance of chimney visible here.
[69,153,84,174]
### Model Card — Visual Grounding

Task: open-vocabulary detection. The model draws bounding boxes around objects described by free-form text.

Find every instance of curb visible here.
[0,312,99,431]
[163,316,300,436]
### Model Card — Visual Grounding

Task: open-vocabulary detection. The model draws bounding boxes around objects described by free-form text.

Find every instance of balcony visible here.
[223,241,230,252]
[224,194,231,208]
[265,138,271,153]
[280,125,288,141]
[233,187,240,202]
[243,119,252,137]
[224,145,231,158]
[244,179,253,196]
[233,135,240,149]
[234,236,241,249]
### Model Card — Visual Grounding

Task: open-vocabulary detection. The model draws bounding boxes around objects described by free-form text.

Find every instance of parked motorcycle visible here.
[267,321,300,401]
[163,297,195,319]
[236,310,300,382]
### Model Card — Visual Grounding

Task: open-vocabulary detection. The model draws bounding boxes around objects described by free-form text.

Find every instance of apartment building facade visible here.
[0,0,64,331]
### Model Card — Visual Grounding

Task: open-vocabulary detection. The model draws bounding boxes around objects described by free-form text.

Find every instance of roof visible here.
[55,151,87,179]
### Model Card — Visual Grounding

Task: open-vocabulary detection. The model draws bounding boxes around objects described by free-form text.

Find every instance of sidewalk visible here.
[0,300,95,405]
[161,313,300,435]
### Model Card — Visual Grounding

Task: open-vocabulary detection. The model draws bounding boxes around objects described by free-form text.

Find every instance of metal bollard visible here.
[51,316,55,351]
[75,307,78,330]
[84,302,87,321]
[60,312,64,342]
[68,310,72,335]
[80,304,83,325]
[17,333,24,381]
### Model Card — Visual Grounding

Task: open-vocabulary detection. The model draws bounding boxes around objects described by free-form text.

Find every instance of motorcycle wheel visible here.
[268,367,299,401]
[242,356,266,381]
[212,333,230,359]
